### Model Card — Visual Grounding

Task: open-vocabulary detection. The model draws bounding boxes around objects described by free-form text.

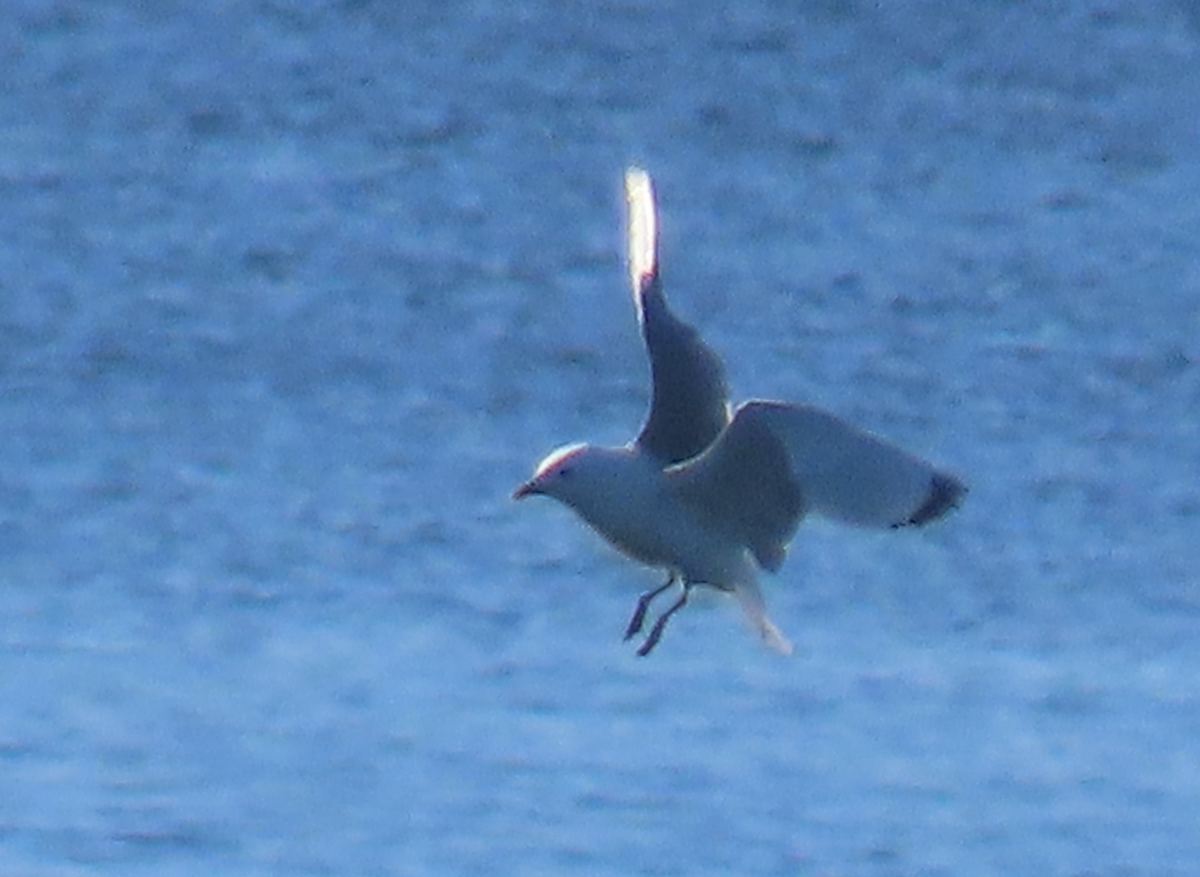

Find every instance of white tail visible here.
[733,577,795,655]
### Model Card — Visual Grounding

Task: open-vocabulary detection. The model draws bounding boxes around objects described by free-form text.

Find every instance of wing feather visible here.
[670,400,965,570]
[668,405,803,571]
[625,168,730,466]
[739,401,965,529]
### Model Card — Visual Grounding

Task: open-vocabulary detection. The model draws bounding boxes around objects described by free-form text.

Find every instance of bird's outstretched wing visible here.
[670,400,966,569]
[625,168,730,466]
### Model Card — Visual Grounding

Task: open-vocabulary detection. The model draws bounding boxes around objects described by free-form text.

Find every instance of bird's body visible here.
[534,445,684,569]
[514,168,965,655]
[528,444,746,588]
[518,440,787,653]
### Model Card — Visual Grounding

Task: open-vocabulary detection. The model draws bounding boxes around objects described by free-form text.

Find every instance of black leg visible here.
[623,573,677,641]
[636,586,691,657]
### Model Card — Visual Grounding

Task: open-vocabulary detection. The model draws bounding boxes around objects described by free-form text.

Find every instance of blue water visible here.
[3,1,1200,874]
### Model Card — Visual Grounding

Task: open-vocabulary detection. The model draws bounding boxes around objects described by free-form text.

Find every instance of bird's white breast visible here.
[567,451,744,583]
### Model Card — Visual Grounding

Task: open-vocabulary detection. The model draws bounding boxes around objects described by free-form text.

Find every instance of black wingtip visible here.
[897,472,967,528]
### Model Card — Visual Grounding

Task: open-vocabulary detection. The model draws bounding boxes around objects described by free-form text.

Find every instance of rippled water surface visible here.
[3,1,1200,875]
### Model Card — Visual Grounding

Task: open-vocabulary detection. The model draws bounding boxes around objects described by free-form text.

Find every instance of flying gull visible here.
[514,168,965,656]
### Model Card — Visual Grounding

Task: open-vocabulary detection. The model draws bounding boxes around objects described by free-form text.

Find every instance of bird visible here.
[513,167,965,656]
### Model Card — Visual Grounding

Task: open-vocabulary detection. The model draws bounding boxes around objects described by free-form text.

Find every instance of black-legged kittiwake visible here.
[514,168,965,656]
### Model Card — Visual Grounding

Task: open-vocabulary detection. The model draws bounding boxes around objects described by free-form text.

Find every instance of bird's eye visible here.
[558,467,574,479]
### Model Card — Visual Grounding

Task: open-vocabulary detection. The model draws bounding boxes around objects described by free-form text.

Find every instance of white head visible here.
[514,443,600,505]
[513,443,654,517]
[514,441,670,564]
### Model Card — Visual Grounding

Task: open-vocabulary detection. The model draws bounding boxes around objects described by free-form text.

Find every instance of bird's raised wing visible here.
[670,400,965,570]
[625,168,730,466]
